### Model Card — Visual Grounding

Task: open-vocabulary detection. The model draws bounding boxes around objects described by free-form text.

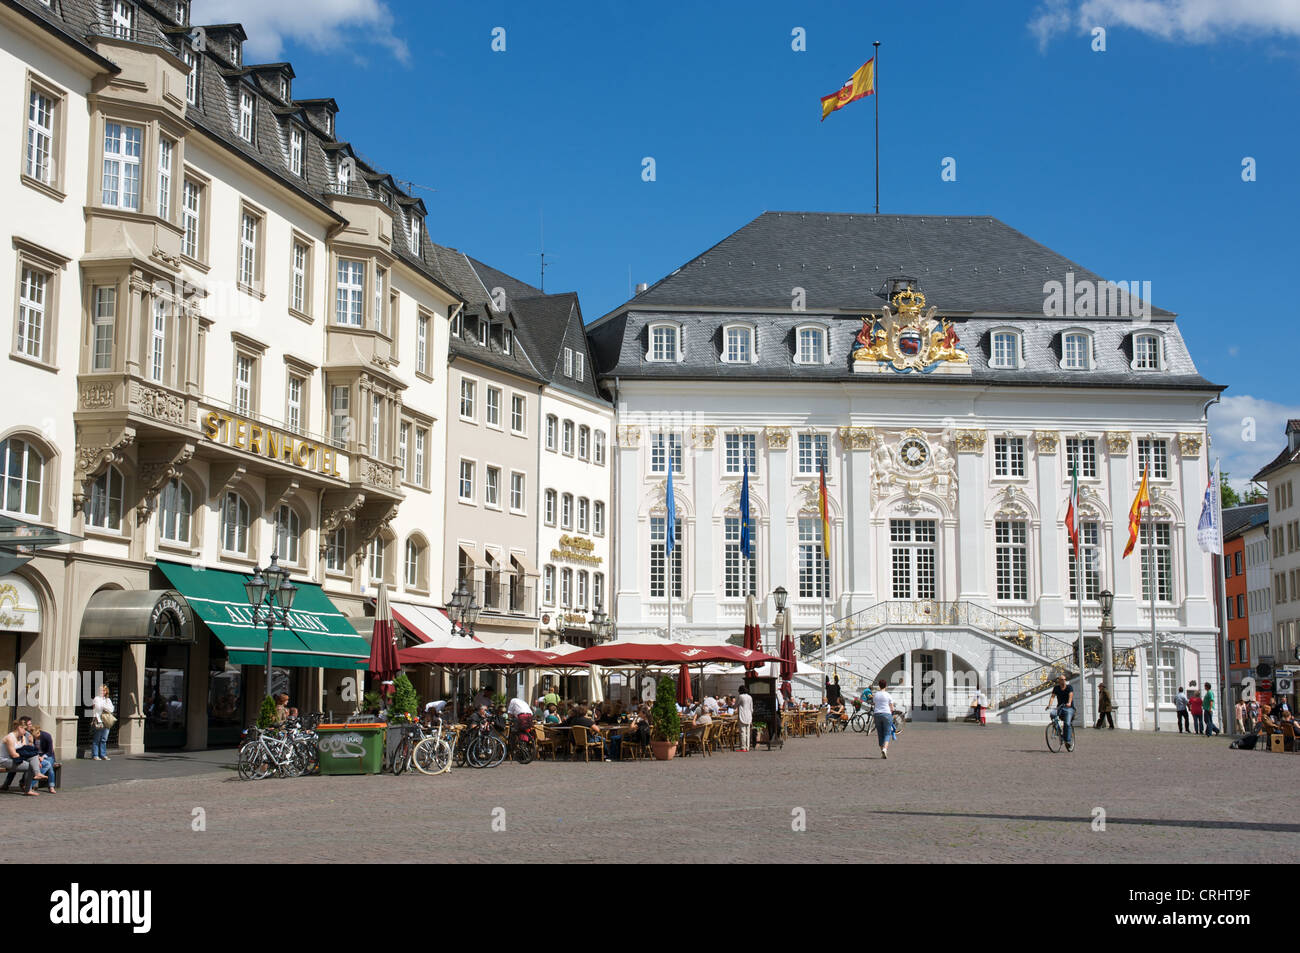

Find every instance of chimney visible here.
[635,283,649,295]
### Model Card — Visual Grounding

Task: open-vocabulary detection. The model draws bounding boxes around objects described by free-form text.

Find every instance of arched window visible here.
[324,527,347,573]
[274,504,300,564]
[86,465,124,531]
[990,330,1021,369]
[1133,333,1161,371]
[221,491,251,555]
[561,493,573,530]
[158,477,192,544]
[795,325,828,365]
[1061,331,1091,370]
[368,536,386,585]
[404,536,425,589]
[542,565,555,606]
[722,324,755,364]
[648,322,682,363]
[0,437,44,518]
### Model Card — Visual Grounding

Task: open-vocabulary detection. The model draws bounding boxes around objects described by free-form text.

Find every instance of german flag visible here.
[1122,466,1151,558]
[821,58,875,121]
[818,462,831,558]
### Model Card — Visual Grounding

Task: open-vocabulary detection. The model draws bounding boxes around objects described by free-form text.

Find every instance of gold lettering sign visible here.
[202,411,341,477]
[550,534,602,565]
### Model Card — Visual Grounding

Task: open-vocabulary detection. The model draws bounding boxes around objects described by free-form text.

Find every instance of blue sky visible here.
[198,0,1300,489]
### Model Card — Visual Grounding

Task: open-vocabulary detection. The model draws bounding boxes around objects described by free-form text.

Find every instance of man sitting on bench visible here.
[2,718,46,796]
[30,720,57,793]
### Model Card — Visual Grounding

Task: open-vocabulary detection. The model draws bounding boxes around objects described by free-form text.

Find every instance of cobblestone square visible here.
[5,724,1294,864]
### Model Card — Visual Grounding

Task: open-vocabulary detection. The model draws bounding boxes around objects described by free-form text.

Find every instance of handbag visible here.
[99,711,117,729]
[14,744,40,759]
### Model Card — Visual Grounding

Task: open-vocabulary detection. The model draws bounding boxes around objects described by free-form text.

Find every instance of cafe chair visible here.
[533,724,559,761]
[683,724,711,757]
[571,725,604,762]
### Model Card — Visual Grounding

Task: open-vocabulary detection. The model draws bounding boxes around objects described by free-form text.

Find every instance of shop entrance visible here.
[76,643,123,753]
[143,642,190,748]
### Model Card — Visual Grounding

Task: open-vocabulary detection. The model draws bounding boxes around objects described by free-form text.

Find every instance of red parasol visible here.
[742,593,762,675]
[565,642,778,666]
[677,663,693,706]
[368,583,400,696]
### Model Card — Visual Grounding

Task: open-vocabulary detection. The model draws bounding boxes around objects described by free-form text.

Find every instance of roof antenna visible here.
[531,209,550,292]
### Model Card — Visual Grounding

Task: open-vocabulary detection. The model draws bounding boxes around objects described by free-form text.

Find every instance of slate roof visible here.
[1223,504,1269,541]
[6,0,449,296]
[589,212,1220,392]
[1252,432,1300,483]
[614,212,1173,317]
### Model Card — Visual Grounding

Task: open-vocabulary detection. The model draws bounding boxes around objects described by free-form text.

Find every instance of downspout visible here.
[1203,393,1229,721]
[612,376,621,644]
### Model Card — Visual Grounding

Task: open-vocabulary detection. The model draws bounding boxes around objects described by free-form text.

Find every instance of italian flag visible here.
[1065,463,1080,558]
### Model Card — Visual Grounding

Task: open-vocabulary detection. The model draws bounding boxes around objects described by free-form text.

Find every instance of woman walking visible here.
[1094,682,1115,729]
[90,683,115,760]
[871,679,898,759]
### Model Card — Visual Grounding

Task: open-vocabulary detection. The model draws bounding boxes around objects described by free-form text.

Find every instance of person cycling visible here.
[1046,675,1075,749]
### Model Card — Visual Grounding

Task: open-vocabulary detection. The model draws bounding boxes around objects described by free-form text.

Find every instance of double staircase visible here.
[799,600,1099,712]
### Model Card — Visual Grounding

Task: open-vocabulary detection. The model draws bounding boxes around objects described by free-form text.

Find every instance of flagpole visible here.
[1150,489,1160,732]
[1077,515,1087,727]
[873,40,880,215]
[1214,459,1231,734]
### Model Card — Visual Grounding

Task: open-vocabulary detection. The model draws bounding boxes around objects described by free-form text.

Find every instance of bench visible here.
[2,762,62,792]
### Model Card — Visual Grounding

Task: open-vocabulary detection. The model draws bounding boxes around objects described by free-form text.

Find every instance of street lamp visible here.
[245,553,298,703]
[773,586,788,614]
[1098,589,1115,724]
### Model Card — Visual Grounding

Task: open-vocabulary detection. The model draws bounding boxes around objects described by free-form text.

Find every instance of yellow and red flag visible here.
[818,462,831,558]
[1122,466,1151,558]
[820,58,875,121]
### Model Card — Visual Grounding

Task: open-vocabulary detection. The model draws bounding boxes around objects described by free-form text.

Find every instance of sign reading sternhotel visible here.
[201,411,342,477]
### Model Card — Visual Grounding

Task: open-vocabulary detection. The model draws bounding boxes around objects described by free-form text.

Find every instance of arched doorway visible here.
[869,648,983,721]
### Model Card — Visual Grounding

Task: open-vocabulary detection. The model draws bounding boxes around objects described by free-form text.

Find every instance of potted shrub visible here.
[256,695,278,730]
[754,721,769,745]
[389,673,419,723]
[650,676,681,760]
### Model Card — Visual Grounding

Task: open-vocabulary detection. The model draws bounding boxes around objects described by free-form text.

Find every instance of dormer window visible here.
[238,91,254,142]
[503,329,513,355]
[279,76,289,101]
[1061,330,1092,370]
[648,322,681,363]
[990,329,1021,369]
[174,2,187,25]
[450,311,461,337]
[407,213,421,252]
[110,1,134,40]
[289,127,304,176]
[477,317,488,347]
[337,156,352,191]
[796,325,829,365]
[723,324,755,364]
[1133,332,1161,371]
[324,113,332,136]
[229,37,240,65]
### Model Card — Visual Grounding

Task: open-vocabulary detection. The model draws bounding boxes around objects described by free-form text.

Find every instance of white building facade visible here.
[591,212,1222,728]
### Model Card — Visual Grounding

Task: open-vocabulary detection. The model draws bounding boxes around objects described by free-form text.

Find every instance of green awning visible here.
[156,560,368,670]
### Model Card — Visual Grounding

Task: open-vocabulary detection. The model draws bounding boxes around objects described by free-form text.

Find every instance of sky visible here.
[196,0,1300,490]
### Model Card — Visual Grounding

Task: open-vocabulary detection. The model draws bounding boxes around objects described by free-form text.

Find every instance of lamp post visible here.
[1099,589,1115,723]
[244,553,299,704]
[772,585,789,668]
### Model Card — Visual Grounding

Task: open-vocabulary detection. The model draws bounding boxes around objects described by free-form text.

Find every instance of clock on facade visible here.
[899,438,929,470]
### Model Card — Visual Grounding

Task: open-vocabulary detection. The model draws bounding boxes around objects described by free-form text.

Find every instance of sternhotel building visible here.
[590,212,1223,728]
[0,0,464,755]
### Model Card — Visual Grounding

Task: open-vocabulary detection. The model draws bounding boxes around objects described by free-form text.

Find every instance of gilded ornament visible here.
[850,288,969,373]
[953,429,986,453]
[1034,431,1059,454]
[1178,433,1203,458]
[764,427,790,449]
[1106,432,1130,455]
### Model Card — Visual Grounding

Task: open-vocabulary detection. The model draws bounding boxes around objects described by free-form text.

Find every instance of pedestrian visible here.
[1234,697,1246,735]
[872,679,898,758]
[826,676,842,706]
[736,683,754,752]
[1174,686,1190,733]
[1202,682,1220,736]
[1094,682,1115,730]
[90,682,115,760]
[1245,697,1259,733]
[1187,687,1203,735]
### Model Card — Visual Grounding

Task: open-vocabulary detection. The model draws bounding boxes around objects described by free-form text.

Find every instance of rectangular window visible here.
[291,241,308,314]
[994,436,1025,477]
[561,494,573,529]
[575,351,585,381]
[1135,335,1160,370]
[650,325,677,362]
[374,265,386,333]
[724,433,757,475]
[594,501,605,536]
[725,327,752,363]
[991,332,1018,369]
[594,430,606,466]
[182,47,197,104]
[290,128,304,176]
[486,387,501,427]
[577,571,588,609]
[544,489,556,525]
[1136,439,1170,480]
[543,566,555,606]
[798,328,824,364]
[890,519,937,600]
[156,137,172,217]
[798,517,827,599]
[459,379,475,419]
[510,472,525,512]
[110,0,134,39]
[181,179,201,259]
[503,328,513,355]
[92,286,115,370]
[370,395,381,453]
[485,466,500,507]
[459,460,474,501]
[102,122,142,210]
[511,395,525,434]
[335,259,364,326]
[25,89,54,185]
[1064,437,1097,479]
[398,423,409,479]
[408,213,421,253]
[562,420,574,455]
[1140,522,1173,602]
[995,520,1028,601]
[545,416,557,451]
[649,515,682,599]
[330,384,349,445]
[286,376,303,434]
[725,515,758,598]
[149,297,167,383]
[416,314,429,374]
[650,433,683,474]
[579,426,590,459]
[414,429,426,485]
[239,212,258,288]
[1145,647,1177,707]
[1063,333,1089,369]
[561,569,572,607]
[1234,551,1243,575]
[1067,522,1101,601]
[564,347,573,376]
[238,91,254,142]
[234,354,252,415]
[797,433,829,475]
[578,497,589,532]
[16,267,47,361]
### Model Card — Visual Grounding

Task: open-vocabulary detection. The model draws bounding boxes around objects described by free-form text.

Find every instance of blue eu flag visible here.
[740,459,753,560]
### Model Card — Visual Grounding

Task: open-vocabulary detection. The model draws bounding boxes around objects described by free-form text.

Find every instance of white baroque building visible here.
[589,212,1222,728]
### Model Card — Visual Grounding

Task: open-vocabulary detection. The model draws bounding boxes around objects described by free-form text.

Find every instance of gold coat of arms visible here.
[851,288,970,374]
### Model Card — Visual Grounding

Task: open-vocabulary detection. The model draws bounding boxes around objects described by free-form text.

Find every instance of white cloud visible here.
[193,0,409,64]
[1206,394,1300,493]
[1030,0,1300,48]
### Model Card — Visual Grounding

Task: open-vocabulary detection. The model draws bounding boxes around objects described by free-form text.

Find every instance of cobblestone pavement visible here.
[5,724,1295,864]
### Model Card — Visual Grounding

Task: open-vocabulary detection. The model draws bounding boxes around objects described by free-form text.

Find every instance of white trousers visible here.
[739,723,751,749]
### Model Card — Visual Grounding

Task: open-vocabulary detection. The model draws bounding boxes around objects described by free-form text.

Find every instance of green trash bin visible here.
[316,722,386,775]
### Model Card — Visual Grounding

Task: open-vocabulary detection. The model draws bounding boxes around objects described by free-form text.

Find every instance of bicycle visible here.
[389,722,423,775]
[507,715,535,764]
[412,723,455,775]
[237,727,307,780]
[1046,707,1077,753]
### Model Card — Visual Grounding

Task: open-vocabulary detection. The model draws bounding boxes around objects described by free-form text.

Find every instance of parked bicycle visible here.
[412,722,455,775]
[237,726,308,780]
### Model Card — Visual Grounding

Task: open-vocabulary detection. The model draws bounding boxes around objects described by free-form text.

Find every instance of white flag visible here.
[1196,462,1222,555]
